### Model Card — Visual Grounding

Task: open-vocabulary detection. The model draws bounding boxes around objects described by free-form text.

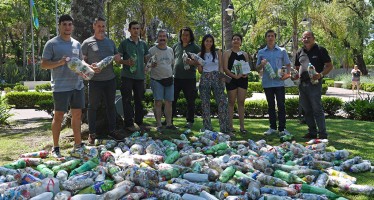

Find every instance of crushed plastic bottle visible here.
[308,63,319,84]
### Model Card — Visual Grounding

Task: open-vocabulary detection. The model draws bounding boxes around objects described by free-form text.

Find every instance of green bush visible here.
[0,83,16,90]
[342,96,374,121]
[244,99,268,117]
[35,99,54,116]
[362,83,374,92]
[4,87,12,93]
[285,98,299,118]
[247,71,260,82]
[248,82,263,92]
[35,83,52,92]
[246,88,253,98]
[323,78,334,87]
[322,84,328,95]
[285,87,299,95]
[0,97,12,126]
[5,92,53,108]
[13,84,29,92]
[321,96,343,116]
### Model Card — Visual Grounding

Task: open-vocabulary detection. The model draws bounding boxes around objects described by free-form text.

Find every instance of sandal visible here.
[240,129,248,134]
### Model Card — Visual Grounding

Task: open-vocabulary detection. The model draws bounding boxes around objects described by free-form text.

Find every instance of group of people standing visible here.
[41,14,334,158]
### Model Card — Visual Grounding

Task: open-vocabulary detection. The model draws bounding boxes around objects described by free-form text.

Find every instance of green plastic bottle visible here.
[234,171,252,179]
[52,159,82,174]
[159,167,180,181]
[283,151,294,162]
[191,162,202,173]
[69,157,99,177]
[204,143,228,154]
[164,151,180,164]
[274,170,305,184]
[301,183,340,199]
[78,180,114,194]
[3,159,26,169]
[219,166,236,183]
[36,164,54,177]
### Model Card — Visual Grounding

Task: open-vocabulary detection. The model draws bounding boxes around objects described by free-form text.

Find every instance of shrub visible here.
[246,88,253,98]
[321,96,343,116]
[13,84,29,92]
[0,97,12,126]
[5,92,53,108]
[247,71,260,82]
[248,82,263,92]
[244,99,268,117]
[35,83,52,92]
[323,78,334,87]
[285,98,299,118]
[0,83,16,90]
[361,83,374,92]
[322,84,328,95]
[285,87,299,95]
[4,87,12,93]
[342,96,374,121]
[35,99,54,116]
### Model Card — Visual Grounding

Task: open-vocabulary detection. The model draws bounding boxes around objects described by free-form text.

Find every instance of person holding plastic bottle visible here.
[117,21,149,132]
[41,14,84,158]
[294,31,333,139]
[171,27,200,129]
[351,64,361,93]
[147,30,177,132]
[223,34,250,133]
[81,17,123,144]
[196,34,231,135]
[256,30,291,137]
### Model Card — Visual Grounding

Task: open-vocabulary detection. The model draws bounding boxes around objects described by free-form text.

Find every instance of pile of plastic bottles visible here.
[0,130,373,200]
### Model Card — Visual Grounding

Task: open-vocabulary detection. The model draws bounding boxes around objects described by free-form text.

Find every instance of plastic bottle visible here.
[182,50,190,70]
[19,158,42,167]
[280,134,294,142]
[257,173,289,187]
[350,161,371,173]
[3,159,26,169]
[70,194,97,200]
[69,157,99,177]
[305,139,329,145]
[264,59,277,79]
[36,164,54,177]
[182,173,209,182]
[273,170,305,184]
[129,53,137,73]
[247,180,261,200]
[295,193,329,200]
[340,156,362,170]
[96,55,114,70]
[66,57,95,80]
[308,63,319,84]
[200,190,219,200]
[52,159,82,174]
[219,166,236,183]
[182,193,206,200]
[339,183,374,196]
[301,183,339,199]
[312,173,329,188]
[165,151,180,164]
[333,149,349,160]
[260,187,288,196]
[201,167,219,181]
[325,168,356,183]
[155,188,182,199]
[306,143,326,151]
[56,170,68,182]
[159,167,181,181]
[54,191,71,200]
[29,192,53,200]
[78,180,114,194]
[283,151,294,162]
[24,167,45,179]
[20,173,41,185]
[277,66,288,78]
[20,150,49,159]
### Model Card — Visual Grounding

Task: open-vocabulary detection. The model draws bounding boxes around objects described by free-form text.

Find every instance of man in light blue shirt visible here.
[256,30,291,136]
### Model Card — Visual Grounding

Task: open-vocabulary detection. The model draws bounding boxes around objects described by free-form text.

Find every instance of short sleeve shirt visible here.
[172,42,200,79]
[42,36,84,92]
[295,44,331,74]
[82,36,118,81]
[148,46,174,80]
[256,45,291,88]
[118,38,149,80]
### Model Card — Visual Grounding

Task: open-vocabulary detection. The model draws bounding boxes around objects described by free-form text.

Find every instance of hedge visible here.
[0,83,16,90]
[248,82,329,95]
[342,96,374,121]
[5,92,53,108]
[35,83,52,92]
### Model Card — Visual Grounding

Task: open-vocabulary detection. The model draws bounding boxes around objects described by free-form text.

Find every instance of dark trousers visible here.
[264,86,286,131]
[299,80,327,137]
[120,77,145,127]
[88,78,116,134]
[172,78,197,123]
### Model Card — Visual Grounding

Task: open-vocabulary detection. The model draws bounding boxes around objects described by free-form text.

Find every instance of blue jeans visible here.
[264,86,286,131]
[120,77,145,127]
[87,78,116,134]
[299,80,327,137]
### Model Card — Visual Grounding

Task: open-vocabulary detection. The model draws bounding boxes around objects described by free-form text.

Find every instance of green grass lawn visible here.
[0,117,373,199]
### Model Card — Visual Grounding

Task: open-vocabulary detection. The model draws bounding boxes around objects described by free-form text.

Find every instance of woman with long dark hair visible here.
[197,34,231,135]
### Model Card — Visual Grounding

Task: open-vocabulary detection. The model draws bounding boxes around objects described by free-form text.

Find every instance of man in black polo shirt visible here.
[294,31,333,139]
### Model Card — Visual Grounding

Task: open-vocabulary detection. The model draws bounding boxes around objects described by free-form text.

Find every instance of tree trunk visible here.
[71,0,105,43]
[222,0,233,50]
[352,48,368,75]
[291,15,299,62]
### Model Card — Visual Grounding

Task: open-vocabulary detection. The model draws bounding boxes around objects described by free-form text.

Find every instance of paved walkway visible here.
[6,87,374,121]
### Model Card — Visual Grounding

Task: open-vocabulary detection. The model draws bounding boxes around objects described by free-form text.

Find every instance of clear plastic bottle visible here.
[308,63,319,84]
[182,173,209,182]
[66,57,95,80]
[96,56,114,70]
[350,161,371,173]
[312,173,329,188]
[264,60,277,79]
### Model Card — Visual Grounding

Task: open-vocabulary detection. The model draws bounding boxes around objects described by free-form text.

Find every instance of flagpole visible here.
[29,0,36,81]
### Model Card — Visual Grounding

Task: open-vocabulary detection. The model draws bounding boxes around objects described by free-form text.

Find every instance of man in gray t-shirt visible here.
[82,17,122,144]
[41,14,84,158]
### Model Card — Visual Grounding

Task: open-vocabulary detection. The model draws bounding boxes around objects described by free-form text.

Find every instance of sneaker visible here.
[279,129,291,136]
[185,122,193,129]
[71,143,85,158]
[165,125,178,130]
[51,147,62,158]
[126,124,140,132]
[264,128,277,135]
[319,135,328,139]
[109,130,126,141]
[302,133,318,139]
[88,134,96,145]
